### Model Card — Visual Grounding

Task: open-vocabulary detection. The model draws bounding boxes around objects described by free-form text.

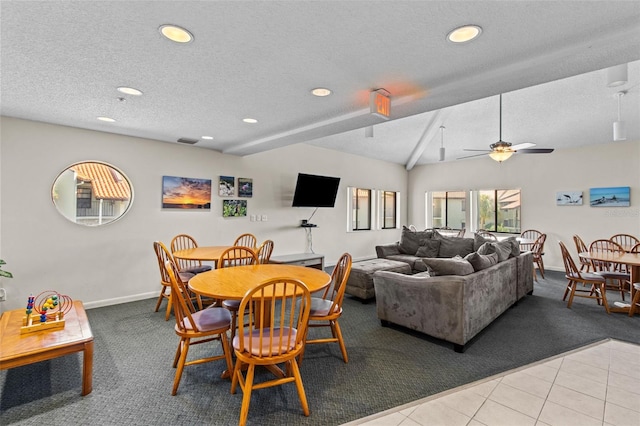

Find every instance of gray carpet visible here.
[1,270,639,425]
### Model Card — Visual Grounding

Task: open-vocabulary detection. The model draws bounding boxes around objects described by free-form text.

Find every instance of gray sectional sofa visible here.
[372,227,534,352]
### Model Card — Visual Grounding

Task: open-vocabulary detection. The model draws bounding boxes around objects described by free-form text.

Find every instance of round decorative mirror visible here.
[51,161,134,226]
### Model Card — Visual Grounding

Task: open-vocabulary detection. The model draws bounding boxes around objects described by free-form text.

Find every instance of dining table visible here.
[172,245,233,267]
[579,250,640,315]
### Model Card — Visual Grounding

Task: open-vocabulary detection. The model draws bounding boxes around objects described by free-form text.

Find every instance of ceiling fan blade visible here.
[517,148,554,154]
[463,149,491,152]
[457,152,489,160]
[510,142,536,150]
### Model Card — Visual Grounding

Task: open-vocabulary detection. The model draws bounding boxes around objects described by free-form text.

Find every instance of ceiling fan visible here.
[458,94,554,162]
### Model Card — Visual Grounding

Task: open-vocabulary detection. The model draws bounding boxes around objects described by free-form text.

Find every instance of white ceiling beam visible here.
[405,110,447,171]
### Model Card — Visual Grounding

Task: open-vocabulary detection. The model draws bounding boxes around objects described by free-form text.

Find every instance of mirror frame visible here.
[51,160,134,226]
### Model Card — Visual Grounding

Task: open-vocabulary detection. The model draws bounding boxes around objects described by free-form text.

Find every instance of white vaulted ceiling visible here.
[1,1,639,167]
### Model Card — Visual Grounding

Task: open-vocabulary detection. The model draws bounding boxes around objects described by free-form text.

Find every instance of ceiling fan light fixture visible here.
[489,150,513,162]
[613,91,626,141]
[447,25,482,43]
[607,63,628,87]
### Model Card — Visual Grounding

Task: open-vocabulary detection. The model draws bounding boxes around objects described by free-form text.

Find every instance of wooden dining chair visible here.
[531,234,547,281]
[520,229,542,252]
[456,228,466,238]
[219,246,259,341]
[559,241,609,313]
[589,239,629,301]
[573,235,591,272]
[170,234,212,274]
[230,278,312,426]
[165,260,233,395]
[299,252,352,365]
[256,239,274,264]
[233,233,257,250]
[476,230,498,241]
[153,241,196,320]
[627,244,640,317]
[610,233,639,252]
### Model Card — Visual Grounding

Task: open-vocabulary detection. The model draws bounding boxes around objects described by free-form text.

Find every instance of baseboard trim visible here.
[83,291,157,310]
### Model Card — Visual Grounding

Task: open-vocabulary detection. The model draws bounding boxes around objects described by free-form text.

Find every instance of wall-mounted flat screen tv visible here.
[292,173,340,208]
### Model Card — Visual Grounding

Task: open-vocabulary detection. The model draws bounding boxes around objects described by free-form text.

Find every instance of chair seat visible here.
[222,299,240,311]
[595,271,630,280]
[181,307,231,332]
[178,271,195,282]
[182,265,212,274]
[308,297,340,317]
[233,327,298,356]
[566,272,606,282]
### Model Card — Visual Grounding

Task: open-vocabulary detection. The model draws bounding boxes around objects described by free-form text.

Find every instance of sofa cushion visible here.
[422,256,474,276]
[473,233,494,251]
[398,226,433,255]
[386,255,429,272]
[415,239,440,258]
[437,237,474,258]
[477,241,511,262]
[501,236,521,258]
[464,252,499,271]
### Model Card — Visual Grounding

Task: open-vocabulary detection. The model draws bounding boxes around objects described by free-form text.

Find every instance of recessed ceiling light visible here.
[117,86,143,96]
[447,25,482,43]
[311,87,332,97]
[159,24,194,43]
[201,135,214,140]
[243,118,258,124]
[97,116,116,122]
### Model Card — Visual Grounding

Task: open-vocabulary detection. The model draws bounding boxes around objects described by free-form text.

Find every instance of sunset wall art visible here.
[162,176,212,209]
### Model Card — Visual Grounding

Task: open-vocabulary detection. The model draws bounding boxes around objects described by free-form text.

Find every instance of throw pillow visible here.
[415,239,440,258]
[398,225,433,255]
[437,237,474,258]
[422,256,474,276]
[473,233,494,251]
[500,236,521,258]
[464,252,499,271]
[477,242,511,262]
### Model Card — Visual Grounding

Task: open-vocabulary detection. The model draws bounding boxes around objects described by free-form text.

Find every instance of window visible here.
[431,191,466,229]
[476,189,520,233]
[381,191,398,229]
[350,188,371,230]
[76,187,92,209]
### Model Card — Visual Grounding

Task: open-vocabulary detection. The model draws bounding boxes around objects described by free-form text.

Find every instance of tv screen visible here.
[292,173,340,208]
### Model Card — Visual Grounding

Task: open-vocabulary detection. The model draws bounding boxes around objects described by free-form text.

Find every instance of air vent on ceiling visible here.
[177,137,199,145]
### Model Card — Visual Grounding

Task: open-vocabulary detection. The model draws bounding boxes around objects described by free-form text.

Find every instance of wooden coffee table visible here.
[0,300,94,395]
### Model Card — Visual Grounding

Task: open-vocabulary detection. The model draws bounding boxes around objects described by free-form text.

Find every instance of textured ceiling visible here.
[1,1,639,168]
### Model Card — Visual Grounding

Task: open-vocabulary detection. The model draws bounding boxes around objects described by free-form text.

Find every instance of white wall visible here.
[408,140,640,271]
[0,117,407,312]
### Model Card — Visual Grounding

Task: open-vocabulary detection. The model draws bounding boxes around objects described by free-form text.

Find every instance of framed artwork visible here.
[589,186,630,207]
[238,178,253,197]
[223,199,247,217]
[219,176,235,197]
[556,191,583,205]
[162,176,211,209]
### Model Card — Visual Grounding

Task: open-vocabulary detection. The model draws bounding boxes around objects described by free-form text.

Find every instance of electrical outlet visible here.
[0,288,6,302]
[255,215,261,222]
[250,214,256,222]
[261,215,267,222]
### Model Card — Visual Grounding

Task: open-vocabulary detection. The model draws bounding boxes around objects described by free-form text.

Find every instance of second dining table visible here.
[579,250,640,315]
[172,245,233,268]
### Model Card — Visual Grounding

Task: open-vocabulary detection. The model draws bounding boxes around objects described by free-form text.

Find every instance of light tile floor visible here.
[344,339,640,426]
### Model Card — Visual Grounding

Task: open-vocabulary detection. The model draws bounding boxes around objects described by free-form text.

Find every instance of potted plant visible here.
[0,259,13,278]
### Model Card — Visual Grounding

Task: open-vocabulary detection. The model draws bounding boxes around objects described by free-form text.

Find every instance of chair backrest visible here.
[236,278,311,358]
[588,239,624,272]
[573,234,588,254]
[610,234,639,250]
[408,225,417,232]
[218,246,258,268]
[456,228,466,238]
[521,229,542,241]
[153,241,173,287]
[631,243,640,254]
[559,241,582,278]
[165,259,198,332]
[321,253,352,312]
[531,234,547,257]
[256,240,274,264]
[476,230,498,241]
[170,234,203,271]
[233,233,257,249]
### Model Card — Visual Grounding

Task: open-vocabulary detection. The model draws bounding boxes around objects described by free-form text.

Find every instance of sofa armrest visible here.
[375,242,401,258]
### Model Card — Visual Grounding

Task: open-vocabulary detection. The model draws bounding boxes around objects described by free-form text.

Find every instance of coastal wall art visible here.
[556,191,583,206]
[162,176,211,209]
[589,186,630,207]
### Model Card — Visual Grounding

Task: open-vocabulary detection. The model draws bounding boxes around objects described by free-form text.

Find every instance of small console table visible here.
[270,253,325,270]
